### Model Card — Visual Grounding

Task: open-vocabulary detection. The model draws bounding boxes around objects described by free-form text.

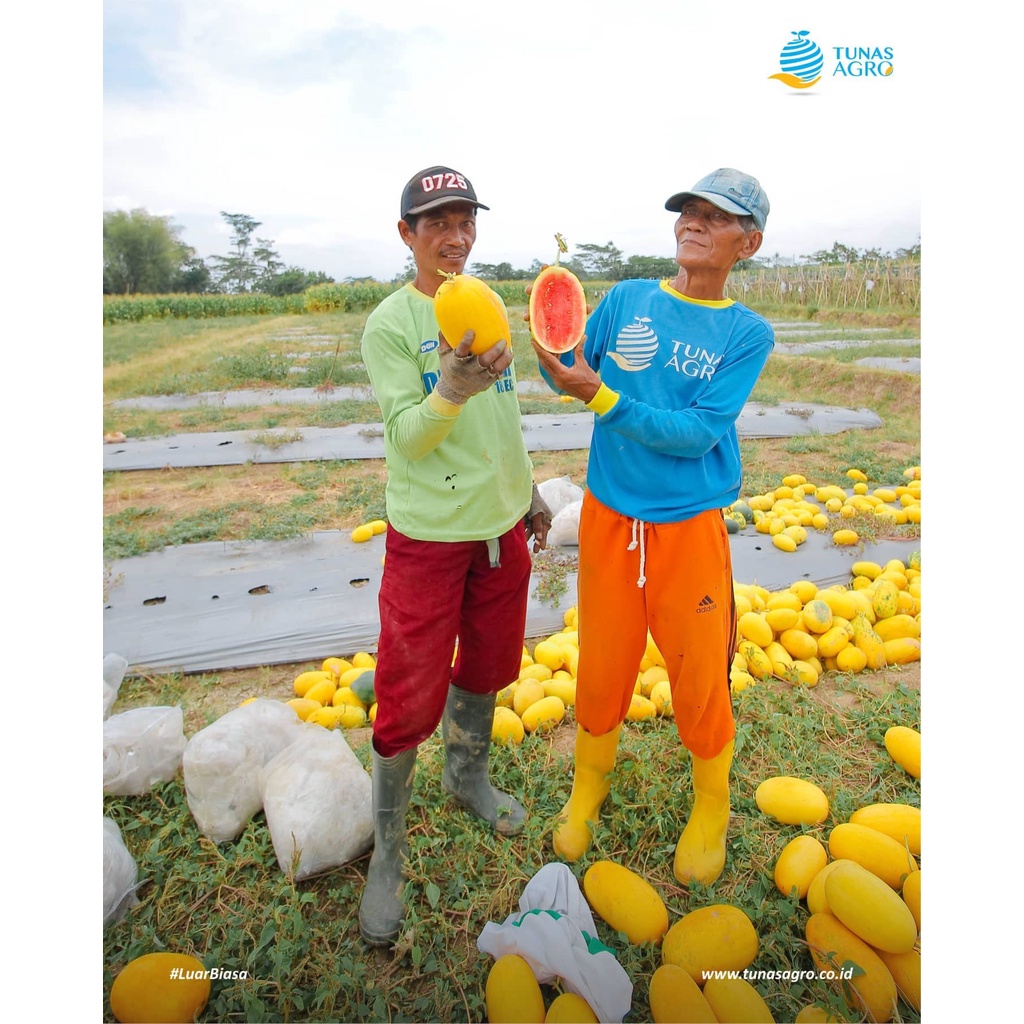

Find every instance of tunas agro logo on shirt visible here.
[608,317,659,371]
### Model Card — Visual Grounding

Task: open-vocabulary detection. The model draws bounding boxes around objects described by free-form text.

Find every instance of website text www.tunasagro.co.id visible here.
[701,967,856,983]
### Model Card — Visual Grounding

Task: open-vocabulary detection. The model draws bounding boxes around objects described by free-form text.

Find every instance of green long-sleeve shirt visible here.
[360,283,534,541]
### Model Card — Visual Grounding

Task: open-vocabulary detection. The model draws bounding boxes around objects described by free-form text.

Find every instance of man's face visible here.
[399,201,478,281]
[673,197,761,272]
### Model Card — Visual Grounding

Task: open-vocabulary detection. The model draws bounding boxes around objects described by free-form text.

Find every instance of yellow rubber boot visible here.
[552,725,621,861]
[673,739,733,886]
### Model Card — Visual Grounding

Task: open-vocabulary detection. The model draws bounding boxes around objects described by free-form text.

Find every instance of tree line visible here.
[103,208,921,296]
[467,242,682,283]
[102,209,334,296]
[366,237,922,287]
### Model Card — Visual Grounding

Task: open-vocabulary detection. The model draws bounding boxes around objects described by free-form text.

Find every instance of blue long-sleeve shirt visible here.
[541,279,774,522]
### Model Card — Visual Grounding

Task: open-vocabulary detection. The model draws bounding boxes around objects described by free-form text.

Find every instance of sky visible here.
[101,0,925,282]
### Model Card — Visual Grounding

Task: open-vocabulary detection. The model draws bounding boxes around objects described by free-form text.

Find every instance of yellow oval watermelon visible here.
[434,272,510,354]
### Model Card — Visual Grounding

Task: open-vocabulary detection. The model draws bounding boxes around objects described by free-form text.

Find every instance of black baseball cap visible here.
[400,165,489,219]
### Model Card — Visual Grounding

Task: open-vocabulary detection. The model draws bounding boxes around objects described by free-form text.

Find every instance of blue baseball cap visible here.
[665,168,769,231]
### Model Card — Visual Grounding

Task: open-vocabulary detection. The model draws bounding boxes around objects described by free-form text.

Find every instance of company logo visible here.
[696,594,717,614]
[664,340,721,380]
[420,338,439,353]
[833,46,894,77]
[608,317,659,372]
[770,30,823,89]
[770,30,895,87]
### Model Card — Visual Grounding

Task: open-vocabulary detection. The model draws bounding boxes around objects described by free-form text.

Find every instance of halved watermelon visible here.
[529,265,587,354]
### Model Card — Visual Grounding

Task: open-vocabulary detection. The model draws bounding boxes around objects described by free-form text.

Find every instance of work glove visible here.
[435,336,508,406]
[525,484,553,553]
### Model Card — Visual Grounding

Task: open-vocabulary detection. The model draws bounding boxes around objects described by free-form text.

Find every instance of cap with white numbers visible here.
[400,165,490,218]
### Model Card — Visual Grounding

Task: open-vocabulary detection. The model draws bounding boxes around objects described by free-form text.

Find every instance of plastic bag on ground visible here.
[182,699,305,843]
[261,726,373,879]
[546,498,582,547]
[103,653,129,720]
[103,705,187,796]
[477,862,633,1023]
[537,476,585,520]
[103,817,139,926]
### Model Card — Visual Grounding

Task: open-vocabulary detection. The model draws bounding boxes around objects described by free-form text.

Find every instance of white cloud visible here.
[104,0,922,280]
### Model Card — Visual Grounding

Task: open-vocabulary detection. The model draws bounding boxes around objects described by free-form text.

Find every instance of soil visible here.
[102,453,590,537]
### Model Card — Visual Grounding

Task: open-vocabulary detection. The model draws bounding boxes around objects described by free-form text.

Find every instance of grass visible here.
[103,463,391,559]
[102,302,922,1021]
[786,342,920,362]
[103,312,364,397]
[103,315,282,368]
[104,305,920,559]
[739,433,918,498]
[249,429,306,449]
[104,670,920,1023]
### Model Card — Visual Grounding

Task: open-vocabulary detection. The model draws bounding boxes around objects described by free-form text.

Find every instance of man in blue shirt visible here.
[533,168,773,886]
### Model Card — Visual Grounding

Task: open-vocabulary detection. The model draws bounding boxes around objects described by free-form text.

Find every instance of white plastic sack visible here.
[477,863,633,1023]
[262,726,373,880]
[537,476,585,519]
[103,653,129,720]
[546,499,582,547]
[103,705,187,796]
[103,817,139,926]
[182,699,305,843]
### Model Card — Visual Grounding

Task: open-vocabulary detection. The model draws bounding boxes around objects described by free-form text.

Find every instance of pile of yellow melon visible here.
[730,553,921,693]
[281,546,920,738]
[726,466,921,551]
[483,864,768,1024]
[350,519,387,543]
[490,607,677,747]
[482,722,921,1023]
[288,465,922,740]
[489,549,921,744]
[284,652,378,729]
[491,611,579,746]
[758,723,921,1022]
[485,953,600,1023]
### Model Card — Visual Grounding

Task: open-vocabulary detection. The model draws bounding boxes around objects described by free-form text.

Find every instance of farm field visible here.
[102,304,920,560]
[103,299,923,1023]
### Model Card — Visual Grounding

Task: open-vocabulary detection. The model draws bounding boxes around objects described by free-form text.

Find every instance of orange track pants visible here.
[575,492,737,760]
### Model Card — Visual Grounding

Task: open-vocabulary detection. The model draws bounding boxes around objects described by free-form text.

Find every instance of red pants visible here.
[371,524,532,756]
[575,493,736,760]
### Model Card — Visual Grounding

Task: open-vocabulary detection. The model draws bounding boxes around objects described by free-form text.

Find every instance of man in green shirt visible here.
[358,165,550,946]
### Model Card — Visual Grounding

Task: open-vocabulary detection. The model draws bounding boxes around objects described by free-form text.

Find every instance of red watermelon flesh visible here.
[529,265,587,353]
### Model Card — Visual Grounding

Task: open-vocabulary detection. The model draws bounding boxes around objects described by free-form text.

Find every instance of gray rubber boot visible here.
[441,686,526,835]
[358,746,417,947]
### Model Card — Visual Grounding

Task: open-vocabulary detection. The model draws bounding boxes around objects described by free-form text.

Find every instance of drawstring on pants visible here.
[626,518,647,588]
[486,537,501,568]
